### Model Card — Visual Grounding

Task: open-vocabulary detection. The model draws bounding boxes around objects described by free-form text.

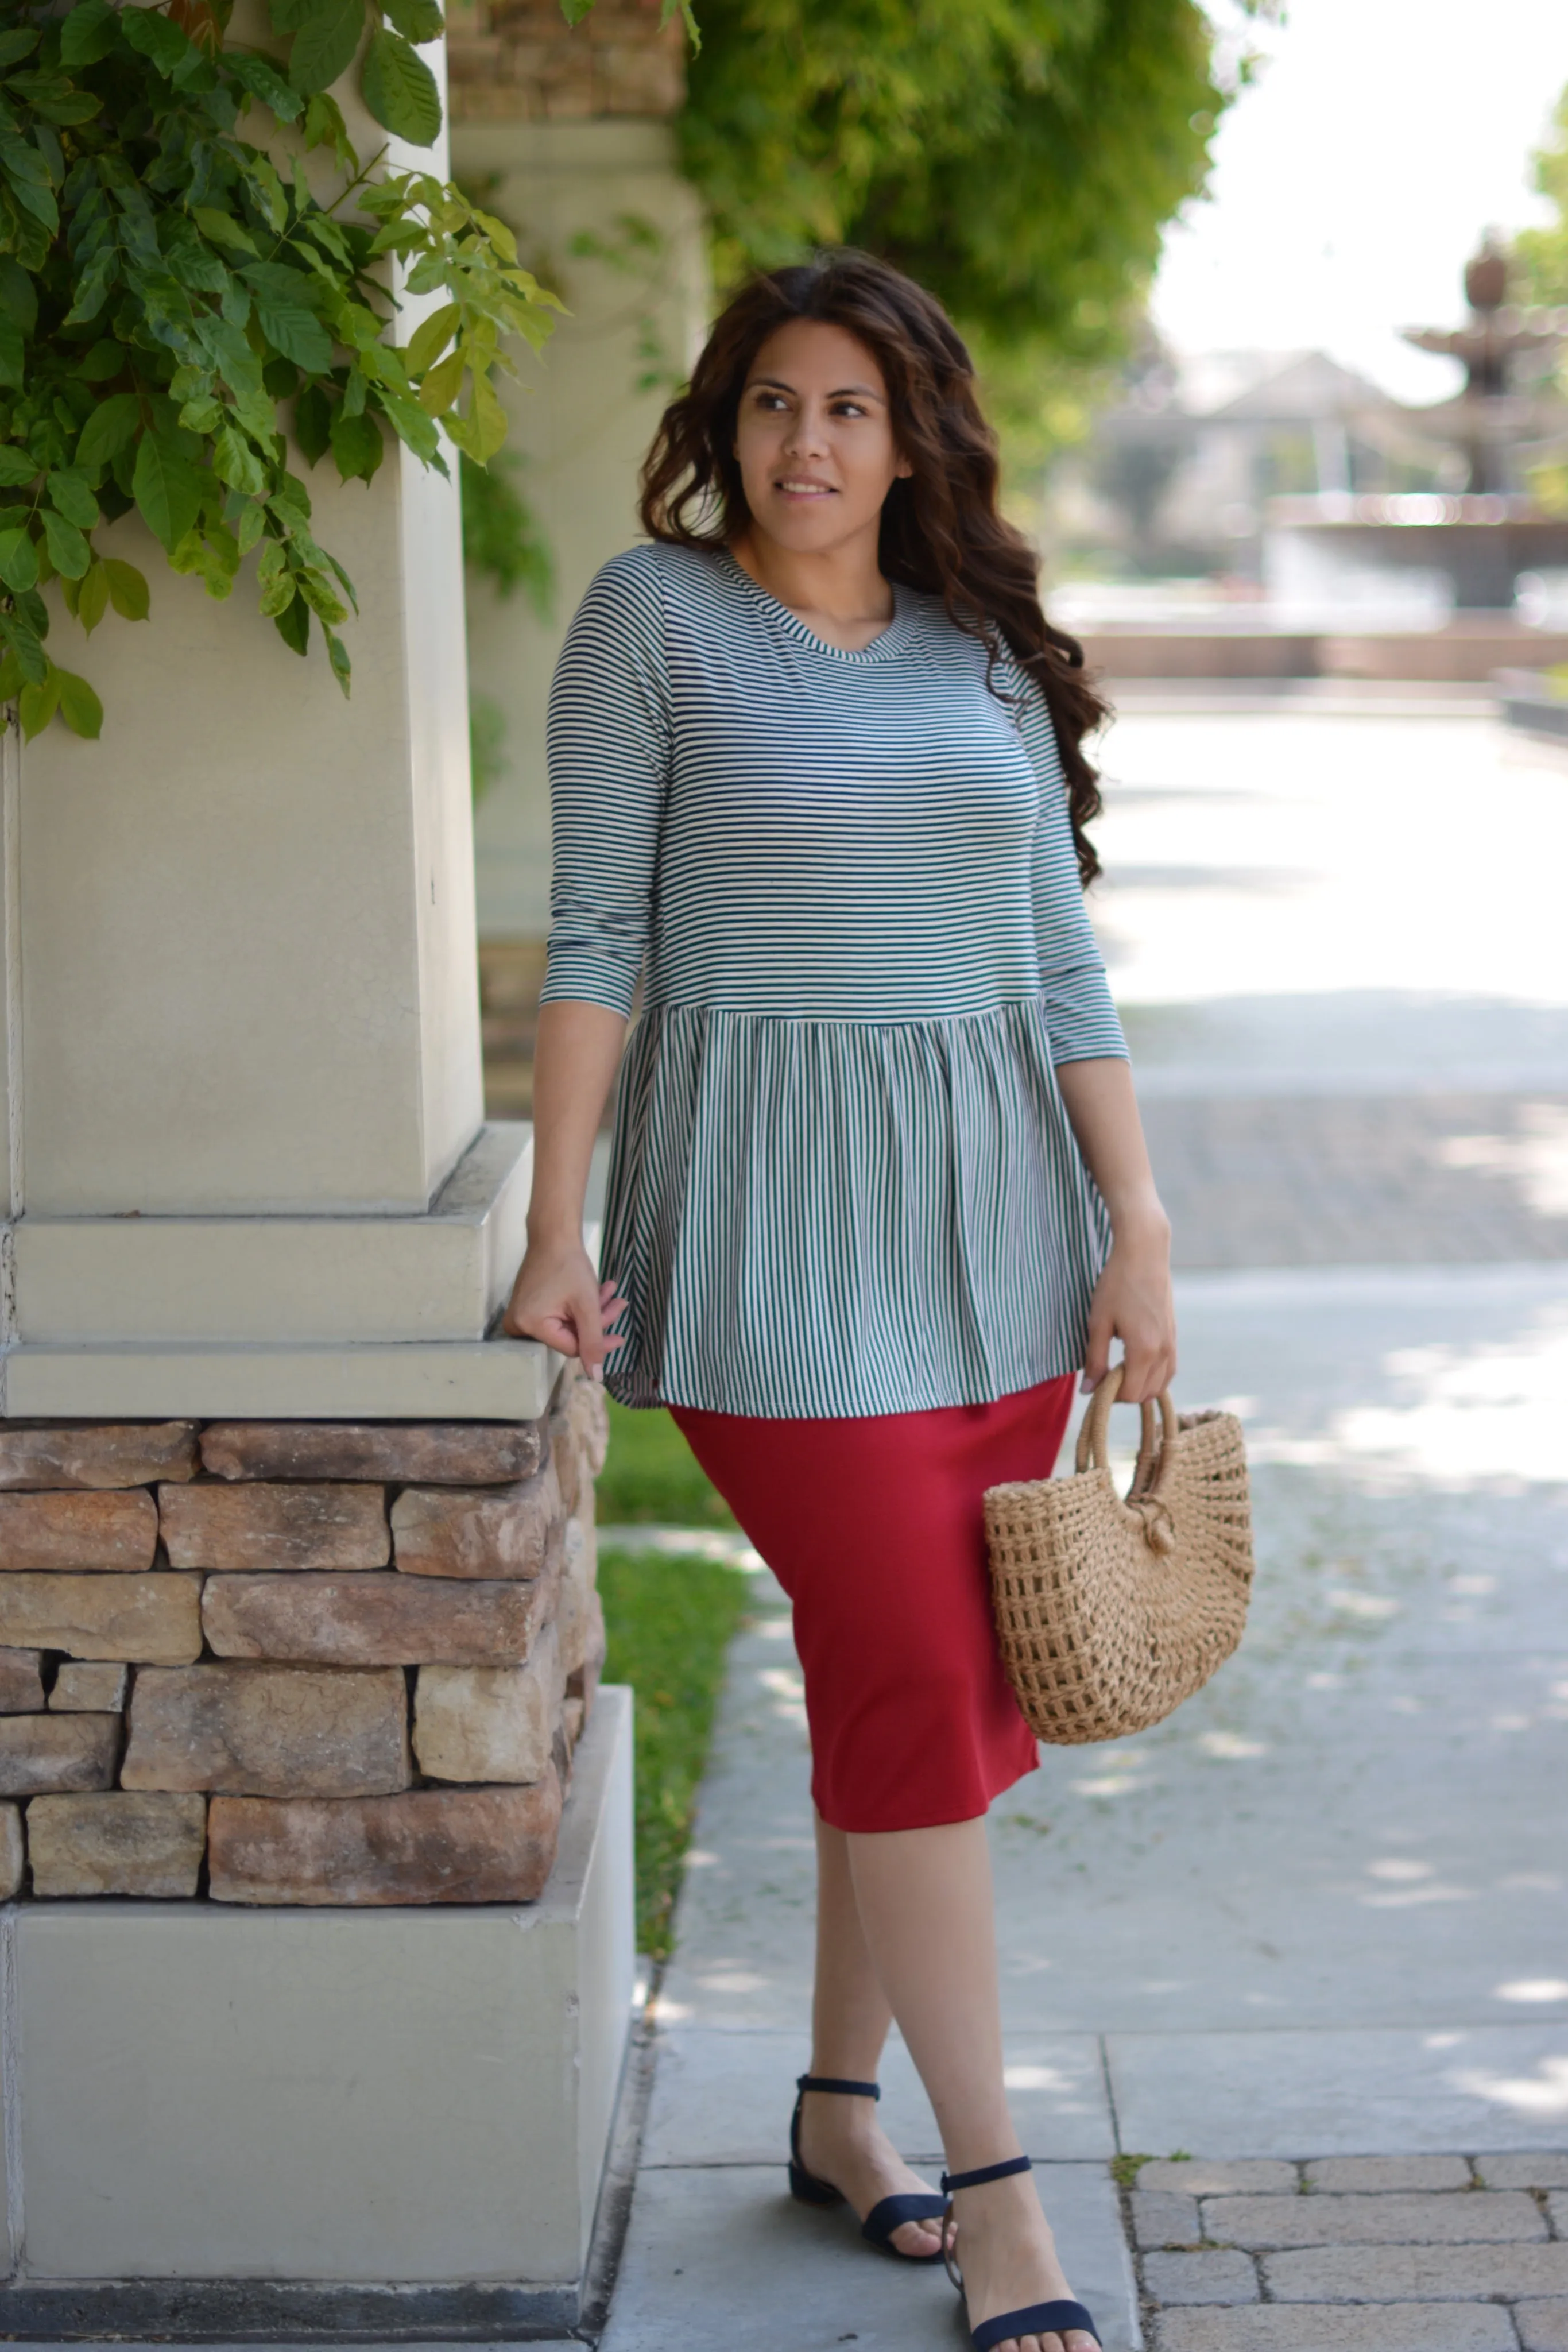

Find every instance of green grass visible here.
[595,1396,737,1528]
[598,1548,751,1959]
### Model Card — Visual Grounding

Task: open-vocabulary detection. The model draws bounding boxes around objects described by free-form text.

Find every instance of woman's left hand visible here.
[1082,1214,1176,1404]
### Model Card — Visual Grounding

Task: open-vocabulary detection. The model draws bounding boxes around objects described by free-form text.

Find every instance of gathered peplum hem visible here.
[599,997,1110,1418]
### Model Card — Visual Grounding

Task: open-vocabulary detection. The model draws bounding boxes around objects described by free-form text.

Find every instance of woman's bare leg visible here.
[793,1815,945,2257]
[845,1819,1097,2352]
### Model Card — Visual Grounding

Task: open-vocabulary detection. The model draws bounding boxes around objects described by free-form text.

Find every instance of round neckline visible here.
[716,545,916,664]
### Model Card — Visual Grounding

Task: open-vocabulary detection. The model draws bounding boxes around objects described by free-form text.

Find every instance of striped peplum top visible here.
[542,540,1128,1418]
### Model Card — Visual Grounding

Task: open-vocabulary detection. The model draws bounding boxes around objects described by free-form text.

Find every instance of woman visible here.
[505,249,1176,2352]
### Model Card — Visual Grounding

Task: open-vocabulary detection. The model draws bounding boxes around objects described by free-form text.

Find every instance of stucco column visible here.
[448,0,710,941]
[0,41,549,1421]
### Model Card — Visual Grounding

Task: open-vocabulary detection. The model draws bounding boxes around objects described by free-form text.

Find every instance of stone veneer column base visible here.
[0,1685,634,2335]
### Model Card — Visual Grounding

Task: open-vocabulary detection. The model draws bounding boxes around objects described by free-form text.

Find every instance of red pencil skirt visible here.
[671,1374,1078,1834]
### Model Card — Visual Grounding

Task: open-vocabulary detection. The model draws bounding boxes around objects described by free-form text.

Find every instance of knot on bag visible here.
[1131,1496,1176,1555]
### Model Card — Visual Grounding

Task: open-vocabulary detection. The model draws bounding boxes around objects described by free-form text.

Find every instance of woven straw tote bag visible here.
[984,1365,1254,1745]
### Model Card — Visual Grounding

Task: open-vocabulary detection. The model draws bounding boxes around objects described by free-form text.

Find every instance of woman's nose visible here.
[783,406,830,457]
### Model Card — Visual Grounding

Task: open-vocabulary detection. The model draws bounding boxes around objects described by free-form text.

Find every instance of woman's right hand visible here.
[502,1235,626,1382]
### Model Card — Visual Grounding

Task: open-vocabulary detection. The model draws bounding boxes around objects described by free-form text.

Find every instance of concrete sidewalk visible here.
[599,706,1568,2352]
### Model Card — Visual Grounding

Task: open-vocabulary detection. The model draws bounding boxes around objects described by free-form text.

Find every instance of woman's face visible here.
[733,319,912,557]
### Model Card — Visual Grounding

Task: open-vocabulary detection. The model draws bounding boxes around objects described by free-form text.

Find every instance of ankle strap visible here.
[941,2154,1033,2195]
[795,2074,880,2099]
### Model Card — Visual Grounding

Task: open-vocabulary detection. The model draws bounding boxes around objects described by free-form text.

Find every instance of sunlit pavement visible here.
[601,699,1568,2350]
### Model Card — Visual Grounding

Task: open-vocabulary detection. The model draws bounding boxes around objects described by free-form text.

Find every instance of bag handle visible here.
[1073,1363,1180,1552]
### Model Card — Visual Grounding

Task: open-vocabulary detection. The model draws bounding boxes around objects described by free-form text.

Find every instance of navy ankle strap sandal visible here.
[787,2074,948,2262]
[940,2155,1102,2350]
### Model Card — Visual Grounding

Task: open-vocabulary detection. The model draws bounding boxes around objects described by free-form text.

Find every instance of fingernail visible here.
[1079,1373,1094,1395]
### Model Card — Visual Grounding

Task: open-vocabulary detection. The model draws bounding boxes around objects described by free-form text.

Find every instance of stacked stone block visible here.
[0,1371,609,1906]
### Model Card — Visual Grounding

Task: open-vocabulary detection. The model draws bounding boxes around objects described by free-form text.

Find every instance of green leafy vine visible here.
[0,0,563,737]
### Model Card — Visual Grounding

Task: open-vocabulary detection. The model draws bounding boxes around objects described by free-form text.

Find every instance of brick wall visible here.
[447,0,686,123]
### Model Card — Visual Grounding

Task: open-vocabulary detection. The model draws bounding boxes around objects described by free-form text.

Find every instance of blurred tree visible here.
[1516,85,1568,305]
[676,0,1259,430]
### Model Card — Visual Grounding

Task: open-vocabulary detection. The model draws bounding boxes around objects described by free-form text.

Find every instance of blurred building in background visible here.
[1046,243,1568,678]
[1048,338,1428,592]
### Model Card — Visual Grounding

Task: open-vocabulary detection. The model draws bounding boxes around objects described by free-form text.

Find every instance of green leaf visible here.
[170,527,238,597]
[76,560,109,635]
[2,165,59,238]
[0,523,38,593]
[263,355,301,399]
[59,0,119,69]
[325,624,351,695]
[212,423,269,496]
[0,28,40,68]
[0,312,22,391]
[380,0,444,41]
[244,154,289,234]
[41,509,90,579]
[244,269,334,372]
[18,668,60,742]
[293,382,332,466]
[330,406,382,483]
[0,445,36,488]
[273,591,310,654]
[0,608,48,685]
[416,345,464,417]
[303,90,357,169]
[53,668,103,740]
[191,205,259,257]
[660,0,698,51]
[268,469,314,528]
[0,256,38,336]
[47,470,99,528]
[0,138,53,195]
[443,369,508,462]
[76,337,126,383]
[103,558,150,621]
[242,260,328,309]
[360,29,441,145]
[371,384,441,464]
[119,7,194,79]
[296,568,347,624]
[76,394,142,470]
[132,431,204,554]
[63,243,118,327]
[16,585,50,643]
[402,251,450,297]
[31,91,104,128]
[287,0,366,94]
[179,394,224,434]
[236,502,266,556]
[0,651,21,699]
[321,548,358,612]
[227,53,304,120]
[405,299,459,376]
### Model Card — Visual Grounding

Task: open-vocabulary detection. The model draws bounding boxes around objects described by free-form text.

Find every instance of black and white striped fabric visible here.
[543,542,1128,1417]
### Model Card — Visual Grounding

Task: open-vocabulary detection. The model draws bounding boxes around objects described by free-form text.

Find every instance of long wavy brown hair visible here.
[639,249,1109,884]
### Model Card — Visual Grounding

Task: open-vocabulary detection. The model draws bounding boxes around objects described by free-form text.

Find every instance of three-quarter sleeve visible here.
[1014,667,1129,1066]
[540,547,673,1016]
